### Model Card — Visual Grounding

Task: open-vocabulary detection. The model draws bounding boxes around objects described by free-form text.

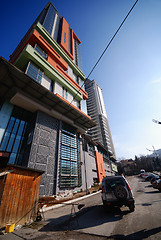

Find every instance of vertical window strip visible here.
[60,128,81,188]
[43,4,56,35]
[64,32,66,43]
[0,107,31,165]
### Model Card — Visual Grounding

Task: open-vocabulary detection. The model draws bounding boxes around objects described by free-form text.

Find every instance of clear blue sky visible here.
[1,0,161,160]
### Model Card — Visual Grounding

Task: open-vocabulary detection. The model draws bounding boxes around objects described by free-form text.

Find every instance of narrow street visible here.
[1,176,161,240]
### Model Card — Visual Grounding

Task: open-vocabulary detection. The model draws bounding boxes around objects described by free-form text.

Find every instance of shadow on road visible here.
[107,226,161,240]
[135,198,161,206]
[145,190,160,194]
[144,184,152,188]
[39,205,130,232]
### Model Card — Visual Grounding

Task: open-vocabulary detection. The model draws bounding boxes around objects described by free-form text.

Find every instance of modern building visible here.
[85,79,116,160]
[0,2,117,196]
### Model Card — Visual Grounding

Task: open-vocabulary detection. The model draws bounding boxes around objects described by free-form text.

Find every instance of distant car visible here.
[150,175,159,184]
[101,176,135,212]
[138,169,146,177]
[144,174,158,182]
[152,179,161,191]
[142,172,150,179]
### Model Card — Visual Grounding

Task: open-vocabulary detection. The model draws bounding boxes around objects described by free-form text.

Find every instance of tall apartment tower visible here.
[0,2,117,196]
[85,79,116,159]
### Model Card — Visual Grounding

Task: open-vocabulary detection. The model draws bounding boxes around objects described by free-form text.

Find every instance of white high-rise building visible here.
[85,79,116,159]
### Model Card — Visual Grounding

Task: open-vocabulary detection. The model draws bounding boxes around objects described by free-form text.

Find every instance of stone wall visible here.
[28,111,59,196]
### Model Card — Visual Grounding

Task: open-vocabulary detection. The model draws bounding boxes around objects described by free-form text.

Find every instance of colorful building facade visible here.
[0,2,117,196]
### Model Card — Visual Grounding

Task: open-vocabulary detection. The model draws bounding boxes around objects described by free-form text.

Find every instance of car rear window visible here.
[104,178,125,192]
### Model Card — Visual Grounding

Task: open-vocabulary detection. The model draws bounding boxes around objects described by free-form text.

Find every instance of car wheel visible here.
[113,185,128,200]
[129,204,135,212]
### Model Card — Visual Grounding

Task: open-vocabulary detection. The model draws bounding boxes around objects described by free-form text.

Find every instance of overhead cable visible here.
[65,0,139,114]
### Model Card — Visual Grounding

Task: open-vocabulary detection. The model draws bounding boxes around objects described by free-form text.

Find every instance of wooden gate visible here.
[0,164,43,228]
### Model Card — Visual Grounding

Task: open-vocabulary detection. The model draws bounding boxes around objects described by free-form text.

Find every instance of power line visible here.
[86,0,139,79]
[65,0,139,115]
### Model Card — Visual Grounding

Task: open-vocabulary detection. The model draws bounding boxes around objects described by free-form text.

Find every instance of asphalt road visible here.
[1,176,161,240]
[70,175,161,239]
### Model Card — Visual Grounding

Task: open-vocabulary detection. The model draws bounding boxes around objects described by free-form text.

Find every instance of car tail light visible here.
[127,183,131,191]
[107,202,111,206]
[102,186,105,193]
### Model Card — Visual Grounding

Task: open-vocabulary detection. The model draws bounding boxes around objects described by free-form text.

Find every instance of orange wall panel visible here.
[60,17,69,53]
[95,151,106,183]
[60,18,74,60]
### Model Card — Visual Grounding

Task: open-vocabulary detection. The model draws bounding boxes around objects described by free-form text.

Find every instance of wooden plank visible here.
[0,166,42,228]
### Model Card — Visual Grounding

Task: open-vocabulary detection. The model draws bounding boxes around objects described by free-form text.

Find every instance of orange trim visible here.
[56,64,88,100]
[9,29,87,99]
[95,151,106,183]
[32,30,68,71]
[55,93,91,120]
[73,30,81,44]
[60,17,74,60]
[9,25,35,63]
[10,29,68,71]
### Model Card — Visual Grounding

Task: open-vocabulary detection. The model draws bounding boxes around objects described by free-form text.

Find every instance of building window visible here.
[62,87,68,100]
[88,143,95,157]
[69,28,71,53]
[42,4,57,35]
[26,62,43,84]
[60,123,81,188]
[35,44,47,59]
[64,32,66,43]
[0,106,33,165]
[26,62,54,92]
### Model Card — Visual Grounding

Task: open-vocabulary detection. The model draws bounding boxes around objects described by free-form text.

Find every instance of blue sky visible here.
[1,0,161,159]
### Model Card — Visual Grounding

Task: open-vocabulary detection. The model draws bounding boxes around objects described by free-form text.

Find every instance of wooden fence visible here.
[0,164,43,228]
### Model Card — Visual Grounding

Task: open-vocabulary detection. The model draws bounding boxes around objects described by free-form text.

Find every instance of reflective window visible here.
[88,143,95,157]
[43,4,56,35]
[62,87,68,100]
[64,32,66,43]
[0,106,32,165]
[26,62,54,93]
[60,123,81,188]
[26,62,43,84]
[69,28,71,54]
[35,44,47,59]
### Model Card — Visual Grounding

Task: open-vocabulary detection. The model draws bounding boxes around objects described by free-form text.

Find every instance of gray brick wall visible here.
[28,111,59,196]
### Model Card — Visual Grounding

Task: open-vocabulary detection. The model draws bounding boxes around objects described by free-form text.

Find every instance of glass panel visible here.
[9,153,17,164]
[35,45,47,59]
[60,123,81,188]
[26,63,43,84]
[0,105,32,165]
[7,134,15,152]
[7,117,15,132]
[12,136,21,153]
[43,4,56,35]
[17,121,25,136]
[69,28,71,54]
[0,132,10,151]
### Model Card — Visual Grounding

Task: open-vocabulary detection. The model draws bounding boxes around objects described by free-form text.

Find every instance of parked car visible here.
[152,178,161,191]
[142,172,150,179]
[150,175,159,184]
[139,169,145,177]
[144,174,158,182]
[101,176,135,212]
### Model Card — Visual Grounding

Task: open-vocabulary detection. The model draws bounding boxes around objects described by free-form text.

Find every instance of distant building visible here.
[85,79,116,160]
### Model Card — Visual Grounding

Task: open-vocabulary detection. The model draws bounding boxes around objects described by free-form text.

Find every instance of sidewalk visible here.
[0,191,102,240]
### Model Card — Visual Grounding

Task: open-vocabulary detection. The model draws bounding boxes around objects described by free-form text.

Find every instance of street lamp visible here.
[152,119,161,124]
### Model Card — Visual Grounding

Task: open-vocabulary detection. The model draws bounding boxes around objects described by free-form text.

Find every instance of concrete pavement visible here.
[0,191,102,240]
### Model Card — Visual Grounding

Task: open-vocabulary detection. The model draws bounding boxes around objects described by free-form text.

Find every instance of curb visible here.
[40,190,101,212]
